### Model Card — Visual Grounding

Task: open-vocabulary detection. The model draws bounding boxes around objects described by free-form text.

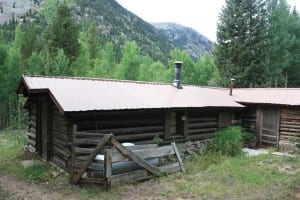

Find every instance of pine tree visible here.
[88,22,100,68]
[263,0,294,87]
[215,0,268,87]
[46,2,80,64]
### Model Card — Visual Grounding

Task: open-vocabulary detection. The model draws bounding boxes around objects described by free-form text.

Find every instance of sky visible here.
[116,0,300,41]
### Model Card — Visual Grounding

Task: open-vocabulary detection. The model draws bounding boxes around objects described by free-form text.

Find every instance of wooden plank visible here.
[171,142,185,172]
[70,134,112,184]
[111,137,162,176]
[105,150,112,188]
[111,169,149,187]
[111,145,174,162]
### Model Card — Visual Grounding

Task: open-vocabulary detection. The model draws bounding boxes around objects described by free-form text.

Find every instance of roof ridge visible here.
[23,74,171,86]
[22,74,227,89]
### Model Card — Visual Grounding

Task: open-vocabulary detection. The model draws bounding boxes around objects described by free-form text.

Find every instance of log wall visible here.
[51,107,72,169]
[242,107,257,134]
[280,107,300,142]
[27,103,37,151]
[70,111,165,144]
[187,111,218,140]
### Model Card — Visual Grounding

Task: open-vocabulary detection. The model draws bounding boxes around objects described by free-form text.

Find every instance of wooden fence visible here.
[70,126,185,188]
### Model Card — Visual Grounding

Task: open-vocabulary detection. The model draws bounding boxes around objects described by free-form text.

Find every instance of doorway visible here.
[260,108,279,146]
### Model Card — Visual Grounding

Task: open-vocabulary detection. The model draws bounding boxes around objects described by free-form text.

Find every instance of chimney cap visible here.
[174,61,183,64]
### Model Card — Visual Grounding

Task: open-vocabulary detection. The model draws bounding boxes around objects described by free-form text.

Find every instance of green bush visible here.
[211,126,243,157]
[23,162,53,183]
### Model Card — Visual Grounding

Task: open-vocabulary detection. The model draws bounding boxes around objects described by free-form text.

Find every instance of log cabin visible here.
[232,88,300,148]
[17,62,244,172]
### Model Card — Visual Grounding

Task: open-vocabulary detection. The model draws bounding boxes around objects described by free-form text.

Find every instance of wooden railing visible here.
[70,125,185,188]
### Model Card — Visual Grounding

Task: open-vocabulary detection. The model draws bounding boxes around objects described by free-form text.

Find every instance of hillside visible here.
[0,0,212,60]
[153,23,213,59]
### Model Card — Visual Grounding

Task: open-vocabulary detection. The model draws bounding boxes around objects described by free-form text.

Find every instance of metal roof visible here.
[232,88,300,106]
[19,75,244,113]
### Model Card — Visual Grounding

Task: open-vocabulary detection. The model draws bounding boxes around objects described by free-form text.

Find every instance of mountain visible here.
[153,23,213,59]
[0,0,212,61]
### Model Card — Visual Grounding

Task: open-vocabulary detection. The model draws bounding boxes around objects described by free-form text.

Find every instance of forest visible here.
[0,0,299,129]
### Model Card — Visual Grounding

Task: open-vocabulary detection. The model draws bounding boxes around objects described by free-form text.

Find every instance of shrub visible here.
[211,126,243,157]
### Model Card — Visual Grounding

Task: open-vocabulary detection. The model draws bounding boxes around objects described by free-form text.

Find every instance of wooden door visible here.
[260,108,279,146]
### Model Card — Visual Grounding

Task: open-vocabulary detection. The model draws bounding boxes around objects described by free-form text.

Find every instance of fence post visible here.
[105,149,112,189]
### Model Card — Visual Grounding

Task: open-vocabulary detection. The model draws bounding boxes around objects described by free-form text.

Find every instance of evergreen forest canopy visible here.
[0,0,300,129]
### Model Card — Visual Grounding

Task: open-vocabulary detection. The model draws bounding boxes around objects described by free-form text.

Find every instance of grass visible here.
[0,129,54,183]
[0,129,299,199]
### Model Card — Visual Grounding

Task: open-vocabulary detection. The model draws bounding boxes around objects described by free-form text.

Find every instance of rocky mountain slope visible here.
[0,0,212,60]
[153,23,213,59]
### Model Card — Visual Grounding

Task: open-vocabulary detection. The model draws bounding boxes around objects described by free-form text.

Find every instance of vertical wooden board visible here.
[218,112,232,128]
[105,150,112,189]
[277,108,280,148]
[171,142,185,172]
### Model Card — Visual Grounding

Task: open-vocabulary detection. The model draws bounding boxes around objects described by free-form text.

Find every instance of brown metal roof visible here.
[19,75,244,112]
[232,88,300,106]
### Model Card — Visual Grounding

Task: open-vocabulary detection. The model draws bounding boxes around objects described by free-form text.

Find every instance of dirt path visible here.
[0,174,81,200]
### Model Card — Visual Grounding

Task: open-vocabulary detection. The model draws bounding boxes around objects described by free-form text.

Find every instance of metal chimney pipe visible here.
[229,78,235,96]
[173,61,183,89]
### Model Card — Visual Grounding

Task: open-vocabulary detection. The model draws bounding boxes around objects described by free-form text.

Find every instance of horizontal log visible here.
[112,145,175,162]
[53,146,70,159]
[29,120,36,127]
[75,119,162,127]
[280,121,300,127]
[280,131,300,136]
[115,131,164,141]
[280,124,300,129]
[74,132,106,138]
[188,122,217,129]
[52,156,66,168]
[188,127,217,134]
[280,115,300,120]
[27,131,36,139]
[280,127,300,132]
[188,117,217,123]
[28,138,36,146]
[74,138,102,145]
[29,127,36,134]
[52,132,68,141]
[100,126,164,135]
